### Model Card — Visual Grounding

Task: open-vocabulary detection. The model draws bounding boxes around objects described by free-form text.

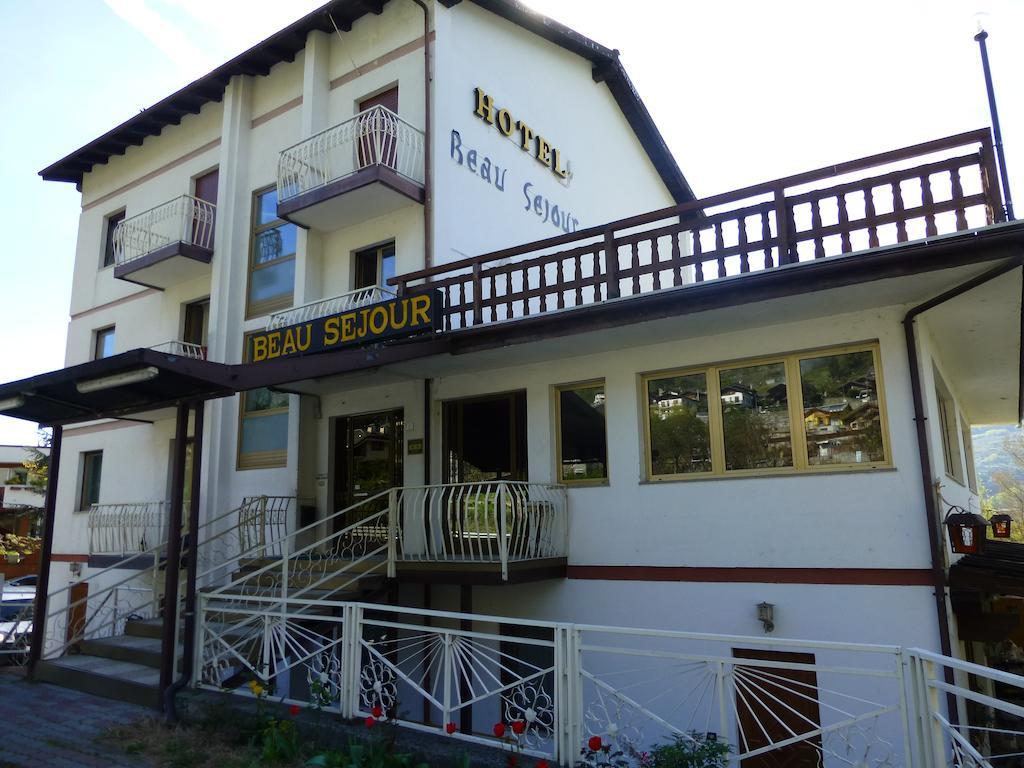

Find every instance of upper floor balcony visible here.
[265,285,395,330]
[113,195,216,289]
[276,105,425,231]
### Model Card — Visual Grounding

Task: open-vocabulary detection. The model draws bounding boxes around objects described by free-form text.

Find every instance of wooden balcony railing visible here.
[391,128,1005,330]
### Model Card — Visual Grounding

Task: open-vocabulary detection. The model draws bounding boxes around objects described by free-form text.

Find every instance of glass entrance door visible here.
[333,409,404,533]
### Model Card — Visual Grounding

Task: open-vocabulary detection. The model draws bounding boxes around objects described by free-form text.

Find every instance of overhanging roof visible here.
[0,349,236,426]
[951,540,1024,597]
[38,0,695,204]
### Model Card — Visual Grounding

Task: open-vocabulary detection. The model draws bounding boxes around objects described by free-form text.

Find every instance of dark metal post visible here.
[975,28,1015,221]
[27,425,62,677]
[159,404,190,702]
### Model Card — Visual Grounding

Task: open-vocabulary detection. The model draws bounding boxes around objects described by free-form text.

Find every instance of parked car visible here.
[0,594,33,665]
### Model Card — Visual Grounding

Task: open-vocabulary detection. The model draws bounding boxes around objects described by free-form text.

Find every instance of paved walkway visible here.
[0,669,152,768]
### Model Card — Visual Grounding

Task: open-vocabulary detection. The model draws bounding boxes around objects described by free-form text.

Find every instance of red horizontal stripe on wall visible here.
[51,554,89,563]
[567,566,935,586]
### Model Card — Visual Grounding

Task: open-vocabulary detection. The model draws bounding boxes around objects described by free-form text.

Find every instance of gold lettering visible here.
[357,308,371,338]
[296,324,311,351]
[369,306,389,335]
[551,147,568,178]
[389,299,409,329]
[517,120,534,152]
[323,317,340,346]
[251,335,268,362]
[267,332,281,359]
[281,329,297,356]
[496,108,514,137]
[473,87,494,124]
[410,294,431,327]
[535,135,552,166]
[341,313,356,341]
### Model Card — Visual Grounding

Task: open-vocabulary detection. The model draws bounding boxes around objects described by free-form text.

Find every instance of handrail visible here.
[265,285,396,330]
[88,500,170,555]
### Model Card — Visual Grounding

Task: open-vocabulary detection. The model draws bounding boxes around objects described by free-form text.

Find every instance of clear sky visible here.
[0,0,1020,445]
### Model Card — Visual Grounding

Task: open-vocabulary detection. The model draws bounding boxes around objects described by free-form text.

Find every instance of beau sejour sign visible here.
[249,291,441,363]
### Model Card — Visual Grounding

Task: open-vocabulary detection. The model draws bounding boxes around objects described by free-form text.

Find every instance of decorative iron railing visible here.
[113,194,216,265]
[236,496,301,558]
[391,128,1004,331]
[149,340,208,359]
[88,501,170,556]
[265,286,396,331]
[277,105,425,201]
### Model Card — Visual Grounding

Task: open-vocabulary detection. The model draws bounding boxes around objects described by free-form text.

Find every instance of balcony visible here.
[276,106,425,231]
[149,340,208,360]
[113,195,215,289]
[265,285,395,330]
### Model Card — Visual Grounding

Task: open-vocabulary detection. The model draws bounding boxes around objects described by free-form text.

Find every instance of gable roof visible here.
[38,0,694,204]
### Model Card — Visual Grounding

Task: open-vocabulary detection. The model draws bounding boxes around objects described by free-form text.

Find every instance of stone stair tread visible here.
[86,634,163,653]
[44,655,161,686]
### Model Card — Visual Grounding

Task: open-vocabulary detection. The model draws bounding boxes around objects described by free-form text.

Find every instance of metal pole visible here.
[158,404,189,701]
[975,28,1015,220]
[28,425,62,677]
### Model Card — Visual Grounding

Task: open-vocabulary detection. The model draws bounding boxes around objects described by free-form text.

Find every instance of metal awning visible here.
[0,348,236,426]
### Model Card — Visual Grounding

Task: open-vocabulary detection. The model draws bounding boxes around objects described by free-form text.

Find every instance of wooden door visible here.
[734,648,822,767]
[357,87,399,170]
[66,581,89,648]
[193,168,219,245]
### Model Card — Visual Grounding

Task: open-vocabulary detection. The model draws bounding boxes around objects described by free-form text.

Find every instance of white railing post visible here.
[280,535,290,611]
[442,631,453,728]
[922,658,950,767]
[497,482,509,581]
[258,496,267,559]
[557,624,583,767]
[387,489,398,579]
[341,603,362,718]
[895,650,916,768]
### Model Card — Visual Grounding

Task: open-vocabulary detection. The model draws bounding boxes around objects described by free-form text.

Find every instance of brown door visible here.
[193,168,219,246]
[66,581,89,648]
[357,87,399,170]
[733,648,822,767]
[333,410,404,534]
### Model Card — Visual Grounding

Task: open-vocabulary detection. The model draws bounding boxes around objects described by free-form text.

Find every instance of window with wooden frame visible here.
[246,187,296,318]
[554,380,608,484]
[238,332,289,469]
[354,242,397,290]
[78,451,103,510]
[93,326,116,360]
[642,342,891,480]
[960,414,978,493]
[933,371,964,484]
[102,210,125,267]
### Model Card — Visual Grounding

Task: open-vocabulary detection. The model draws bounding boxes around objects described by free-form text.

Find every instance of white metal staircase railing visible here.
[88,501,171,556]
[276,105,425,201]
[265,285,396,330]
[113,194,216,266]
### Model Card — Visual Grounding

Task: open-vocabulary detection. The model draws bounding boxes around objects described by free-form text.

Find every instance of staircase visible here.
[32,495,392,708]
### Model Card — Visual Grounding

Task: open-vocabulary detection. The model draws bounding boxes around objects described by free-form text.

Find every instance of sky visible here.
[0,0,1021,445]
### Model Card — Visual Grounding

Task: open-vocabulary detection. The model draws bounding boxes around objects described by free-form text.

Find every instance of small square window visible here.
[354,243,396,290]
[103,211,125,267]
[79,451,103,510]
[94,327,116,360]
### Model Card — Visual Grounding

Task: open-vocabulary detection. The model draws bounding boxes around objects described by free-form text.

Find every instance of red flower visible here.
[446,722,458,735]
[511,720,526,735]
[371,705,383,719]
[588,735,603,752]
[365,716,376,729]
[289,704,301,717]
[493,722,507,738]
[506,755,518,768]
[537,762,550,768]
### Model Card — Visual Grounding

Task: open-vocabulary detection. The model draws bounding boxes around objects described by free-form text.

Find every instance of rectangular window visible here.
[643,343,891,480]
[960,415,977,493]
[238,333,289,469]
[94,327,115,359]
[354,242,396,290]
[247,187,296,318]
[555,381,608,483]
[183,300,209,347]
[79,451,103,509]
[934,371,964,484]
[102,210,125,267]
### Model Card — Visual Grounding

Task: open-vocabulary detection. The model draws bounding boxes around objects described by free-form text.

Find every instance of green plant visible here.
[304,740,429,768]
[259,716,302,764]
[646,733,731,768]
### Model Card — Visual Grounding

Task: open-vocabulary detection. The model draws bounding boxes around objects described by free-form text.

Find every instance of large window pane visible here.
[244,387,290,414]
[240,412,289,455]
[558,383,607,482]
[800,350,884,466]
[248,188,296,316]
[647,372,711,475]
[249,259,296,304]
[258,188,279,225]
[80,451,102,509]
[720,363,792,470]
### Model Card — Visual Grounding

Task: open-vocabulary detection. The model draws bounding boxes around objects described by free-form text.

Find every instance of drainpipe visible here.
[27,425,62,678]
[408,0,432,270]
[903,258,1023,718]
[164,401,204,723]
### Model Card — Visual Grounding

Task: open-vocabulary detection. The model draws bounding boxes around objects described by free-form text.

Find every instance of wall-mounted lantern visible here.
[4,552,20,565]
[757,602,775,633]
[944,506,989,555]
[991,513,1013,539]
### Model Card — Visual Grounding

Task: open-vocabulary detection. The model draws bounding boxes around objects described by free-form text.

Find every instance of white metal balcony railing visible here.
[87,501,177,556]
[113,195,216,266]
[277,105,425,202]
[149,340,208,359]
[265,285,396,330]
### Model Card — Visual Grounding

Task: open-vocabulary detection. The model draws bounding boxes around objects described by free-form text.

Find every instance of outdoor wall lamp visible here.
[757,602,775,633]
[0,395,25,412]
[69,562,82,577]
[991,513,1013,539]
[944,506,989,555]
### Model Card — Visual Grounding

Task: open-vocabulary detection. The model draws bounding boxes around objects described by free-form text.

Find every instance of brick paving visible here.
[0,669,152,768]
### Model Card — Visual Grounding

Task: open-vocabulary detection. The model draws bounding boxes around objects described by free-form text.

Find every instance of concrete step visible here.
[79,634,166,669]
[36,656,161,708]
[125,617,164,640]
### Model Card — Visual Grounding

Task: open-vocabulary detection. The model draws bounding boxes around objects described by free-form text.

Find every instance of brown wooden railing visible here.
[392,128,1004,330]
